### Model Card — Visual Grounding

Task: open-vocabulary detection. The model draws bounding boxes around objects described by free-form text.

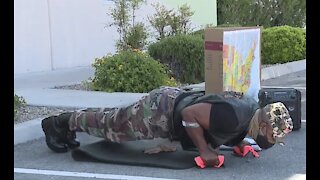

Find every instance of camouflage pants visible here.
[69,87,183,143]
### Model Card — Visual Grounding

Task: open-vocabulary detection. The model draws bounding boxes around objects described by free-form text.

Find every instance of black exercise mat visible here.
[71,140,199,169]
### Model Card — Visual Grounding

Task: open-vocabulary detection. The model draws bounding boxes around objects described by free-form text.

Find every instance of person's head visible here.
[249,102,293,149]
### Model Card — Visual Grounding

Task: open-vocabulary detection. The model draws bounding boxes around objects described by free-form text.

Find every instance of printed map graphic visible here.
[223,29,261,99]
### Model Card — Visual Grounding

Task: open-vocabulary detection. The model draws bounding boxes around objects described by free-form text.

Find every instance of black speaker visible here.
[258,88,301,131]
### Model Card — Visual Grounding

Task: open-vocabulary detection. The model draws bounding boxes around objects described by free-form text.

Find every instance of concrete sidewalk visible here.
[14,59,306,145]
[14,59,306,108]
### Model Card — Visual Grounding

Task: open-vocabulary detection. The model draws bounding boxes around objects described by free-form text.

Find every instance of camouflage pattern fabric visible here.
[69,87,183,143]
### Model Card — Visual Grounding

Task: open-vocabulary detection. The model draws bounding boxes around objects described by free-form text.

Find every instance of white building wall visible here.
[14,0,52,74]
[14,0,118,74]
[49,0,117,69]
[14,0,216,74]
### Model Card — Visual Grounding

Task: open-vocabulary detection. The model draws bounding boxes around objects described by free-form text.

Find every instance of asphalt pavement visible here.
[14,60,306,180]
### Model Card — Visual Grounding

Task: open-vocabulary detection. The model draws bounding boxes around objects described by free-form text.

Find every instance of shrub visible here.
[148,3,194,40]
[262,25,306,64]
[189,29,204,39]
[190,24,242,39]
[191,25,305,64]
[217,0,306,28]
[14,94,26,119]
[148,34,204,84]
[126,23,149,50]
[92,50,177,93]
[108,0,147,51]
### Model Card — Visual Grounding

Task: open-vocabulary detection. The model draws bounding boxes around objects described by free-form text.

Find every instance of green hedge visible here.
[187,25,306,65]
[148,34,204,84]
[190,24,242,39]
[262,25,306,64]
[91,50,177,93]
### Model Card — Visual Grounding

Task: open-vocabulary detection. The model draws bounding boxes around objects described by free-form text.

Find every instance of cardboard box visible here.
[204,27,261,101]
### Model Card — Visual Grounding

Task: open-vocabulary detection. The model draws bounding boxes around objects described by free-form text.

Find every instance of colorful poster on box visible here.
[223,29,261,101]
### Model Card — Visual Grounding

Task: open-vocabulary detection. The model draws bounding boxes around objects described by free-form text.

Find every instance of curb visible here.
[261,59,306,80]
[14,118,44,145]
[14,59,306,145]
[184,59,306,90]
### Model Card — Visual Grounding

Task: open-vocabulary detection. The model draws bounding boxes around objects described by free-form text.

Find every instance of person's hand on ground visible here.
[233,140,259,158]
[143,144,177,154]
[237,140,251,153]
[199,147,219,167]
[143,146,162,154]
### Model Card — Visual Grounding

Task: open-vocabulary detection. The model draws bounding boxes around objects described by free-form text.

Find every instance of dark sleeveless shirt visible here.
[170,91,259,150]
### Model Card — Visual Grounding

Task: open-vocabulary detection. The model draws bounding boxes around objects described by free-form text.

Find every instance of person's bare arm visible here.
[181,103,219,166]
